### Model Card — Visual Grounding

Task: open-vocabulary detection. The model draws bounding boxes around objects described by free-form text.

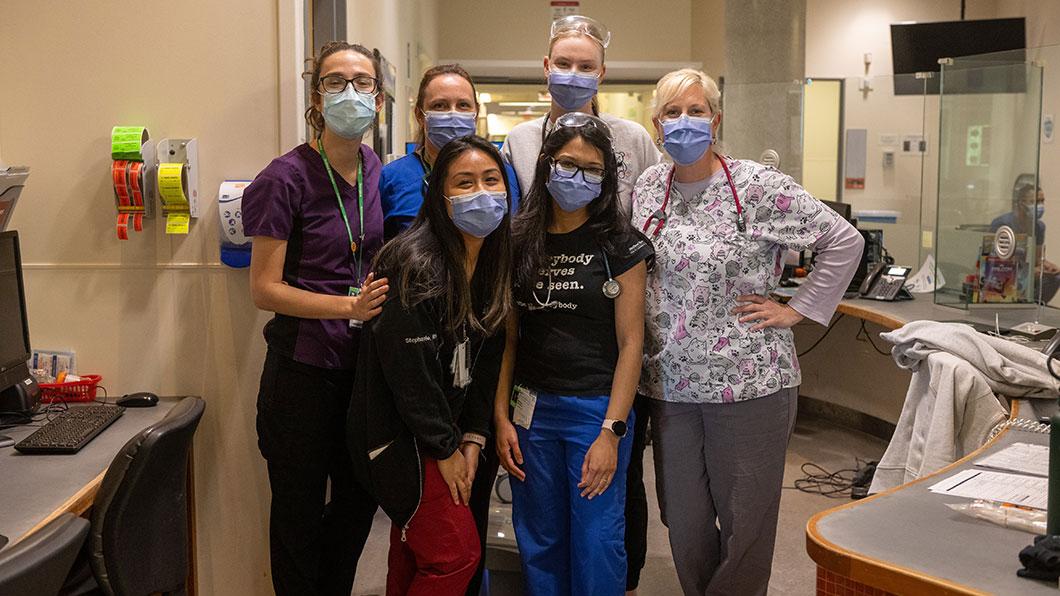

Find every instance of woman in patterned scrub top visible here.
[631,69,864,596]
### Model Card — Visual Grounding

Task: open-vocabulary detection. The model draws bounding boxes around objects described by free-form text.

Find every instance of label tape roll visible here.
[158,162,189,209]
[111,126,149,161]
[219,180,252,268]
[129,161,144,207]
[116,213,130,240]
[112,160,130,207]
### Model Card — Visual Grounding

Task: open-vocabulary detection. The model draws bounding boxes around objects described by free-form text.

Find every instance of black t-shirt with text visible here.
[514,222,654,395]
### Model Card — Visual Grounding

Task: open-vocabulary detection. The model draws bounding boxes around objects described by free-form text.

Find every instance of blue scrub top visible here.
[380,150,521,239]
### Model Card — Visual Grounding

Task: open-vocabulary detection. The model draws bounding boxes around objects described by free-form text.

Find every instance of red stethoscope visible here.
[642,154,745,239]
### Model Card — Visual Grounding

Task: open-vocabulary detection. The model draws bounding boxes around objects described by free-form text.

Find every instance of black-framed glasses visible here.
[318,74,379,95]
[548,156,605,184]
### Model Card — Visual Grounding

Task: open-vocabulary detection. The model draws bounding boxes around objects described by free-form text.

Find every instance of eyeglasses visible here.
[551,111,613,140]
[318,74,379,95]
[548,156,605,184]
[550,15,611,49]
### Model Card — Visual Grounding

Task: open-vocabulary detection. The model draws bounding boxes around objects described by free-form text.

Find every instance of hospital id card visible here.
[451,339,470,388]
[512,385,537,430]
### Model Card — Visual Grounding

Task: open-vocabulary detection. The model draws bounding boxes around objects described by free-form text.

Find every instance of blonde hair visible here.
[652,69,721,120]
[548,30,606,61]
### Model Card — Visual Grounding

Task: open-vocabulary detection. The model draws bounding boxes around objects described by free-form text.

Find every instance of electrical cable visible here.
[784,459,871,498]
[856,320,892,356]
[797,313,845,357]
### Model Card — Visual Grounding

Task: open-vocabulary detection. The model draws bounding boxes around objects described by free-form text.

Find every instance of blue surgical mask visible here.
[1037,204,1046,219]
[448,190,508,238]
[425,111,477,149]
[322,86,377,139]
[662,115,715,166]
[548,70,599,111]
[546,164,602,212]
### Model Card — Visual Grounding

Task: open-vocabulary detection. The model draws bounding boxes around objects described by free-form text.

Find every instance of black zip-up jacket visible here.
[348,288,504,530]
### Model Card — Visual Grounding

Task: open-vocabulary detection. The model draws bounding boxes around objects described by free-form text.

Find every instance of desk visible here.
[807,401,1057,595]
[0,398,192,576]
[834,297,1060,332]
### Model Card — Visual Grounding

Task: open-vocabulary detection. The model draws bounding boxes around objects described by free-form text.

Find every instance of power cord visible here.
[797,313,846,357]
[784,459,877,499]
[856,320,892,356]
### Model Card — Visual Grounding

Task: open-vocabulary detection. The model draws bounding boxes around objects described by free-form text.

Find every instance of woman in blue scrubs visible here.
[495,114,652,595]
[380,64,520,240]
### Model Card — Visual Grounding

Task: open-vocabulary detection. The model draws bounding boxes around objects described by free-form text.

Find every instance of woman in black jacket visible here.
[348,135,511,596]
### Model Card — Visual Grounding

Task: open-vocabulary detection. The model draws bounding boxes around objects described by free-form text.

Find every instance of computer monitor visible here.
[0,230,39,423]
[820,200,852,222]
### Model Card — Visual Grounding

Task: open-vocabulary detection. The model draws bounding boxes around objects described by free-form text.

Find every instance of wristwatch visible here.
[602,418,627,438]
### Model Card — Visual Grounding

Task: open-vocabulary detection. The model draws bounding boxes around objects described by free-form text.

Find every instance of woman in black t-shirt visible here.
[494,114,653,595]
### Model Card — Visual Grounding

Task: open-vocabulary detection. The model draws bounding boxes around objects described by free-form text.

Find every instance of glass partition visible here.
[934,60,1043,308]
[834,74,932,271]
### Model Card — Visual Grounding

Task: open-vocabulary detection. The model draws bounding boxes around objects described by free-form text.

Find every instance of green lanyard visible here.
[318,138,364,294]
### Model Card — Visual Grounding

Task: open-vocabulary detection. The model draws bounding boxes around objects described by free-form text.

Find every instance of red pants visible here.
[386,458,481,596]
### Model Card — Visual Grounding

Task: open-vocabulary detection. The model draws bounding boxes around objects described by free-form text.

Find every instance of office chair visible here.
[0,513,90,596]
[80,396,205,596]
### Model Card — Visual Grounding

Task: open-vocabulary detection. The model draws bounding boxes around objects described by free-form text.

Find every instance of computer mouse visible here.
[116,392,159,407]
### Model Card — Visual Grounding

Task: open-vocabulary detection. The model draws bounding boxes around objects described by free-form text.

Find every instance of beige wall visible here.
[348,0,439,154]
[437,0,693,64]
[690,0,726,79]
[805,0,1001,80]
[804,0,1003,267]
[0,0,282,593]
[0,1,432,594]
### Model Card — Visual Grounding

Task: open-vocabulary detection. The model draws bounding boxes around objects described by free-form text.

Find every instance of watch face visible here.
[612,420,628,437]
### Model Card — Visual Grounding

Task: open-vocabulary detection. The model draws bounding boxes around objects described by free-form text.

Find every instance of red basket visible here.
[38,374,102,403]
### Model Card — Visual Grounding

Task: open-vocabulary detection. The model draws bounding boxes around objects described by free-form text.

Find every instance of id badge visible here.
[511,384,537,430]
[451,339,470,388]
[349,286,363,329]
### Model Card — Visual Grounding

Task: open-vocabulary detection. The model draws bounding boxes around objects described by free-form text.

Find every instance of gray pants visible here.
[651,387,797,596]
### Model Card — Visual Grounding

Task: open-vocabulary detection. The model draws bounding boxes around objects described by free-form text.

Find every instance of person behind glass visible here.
[632,69,863,596]
[380,64,521,242]
[991,175,1060,303]
[242,41,389,596]
[495,114,653,596]
[347,135,512,596]
[501,16,660,592]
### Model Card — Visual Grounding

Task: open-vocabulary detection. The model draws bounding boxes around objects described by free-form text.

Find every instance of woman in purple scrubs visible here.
[242,41,388,596]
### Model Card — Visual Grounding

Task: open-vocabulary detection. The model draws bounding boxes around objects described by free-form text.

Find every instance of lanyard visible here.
[642,154,745,239]
[414,147,431,192]
[318,138,365,287]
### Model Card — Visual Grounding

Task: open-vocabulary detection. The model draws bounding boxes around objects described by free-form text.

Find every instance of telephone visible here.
[858,263,913,301]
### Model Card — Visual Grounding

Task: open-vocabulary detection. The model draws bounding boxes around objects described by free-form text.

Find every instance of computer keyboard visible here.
[15,405,125,454]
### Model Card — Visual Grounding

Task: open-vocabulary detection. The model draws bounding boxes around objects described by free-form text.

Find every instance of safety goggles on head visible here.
[549,15,611,49]
[549,111,613,141]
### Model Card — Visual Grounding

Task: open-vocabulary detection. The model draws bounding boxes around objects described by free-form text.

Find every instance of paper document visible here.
[904,254,945,293]
[975,442,1049,477]
[928,469,1046,509]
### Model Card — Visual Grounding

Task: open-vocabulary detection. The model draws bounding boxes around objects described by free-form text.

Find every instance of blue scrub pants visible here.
[510,392,634,596]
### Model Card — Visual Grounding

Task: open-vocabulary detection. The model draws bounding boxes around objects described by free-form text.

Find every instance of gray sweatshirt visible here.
[501,114,661,213]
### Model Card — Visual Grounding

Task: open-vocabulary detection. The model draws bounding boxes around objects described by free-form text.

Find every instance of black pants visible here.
[466,436,501,596]
[625,394,651,591]
[255,351,378,596]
